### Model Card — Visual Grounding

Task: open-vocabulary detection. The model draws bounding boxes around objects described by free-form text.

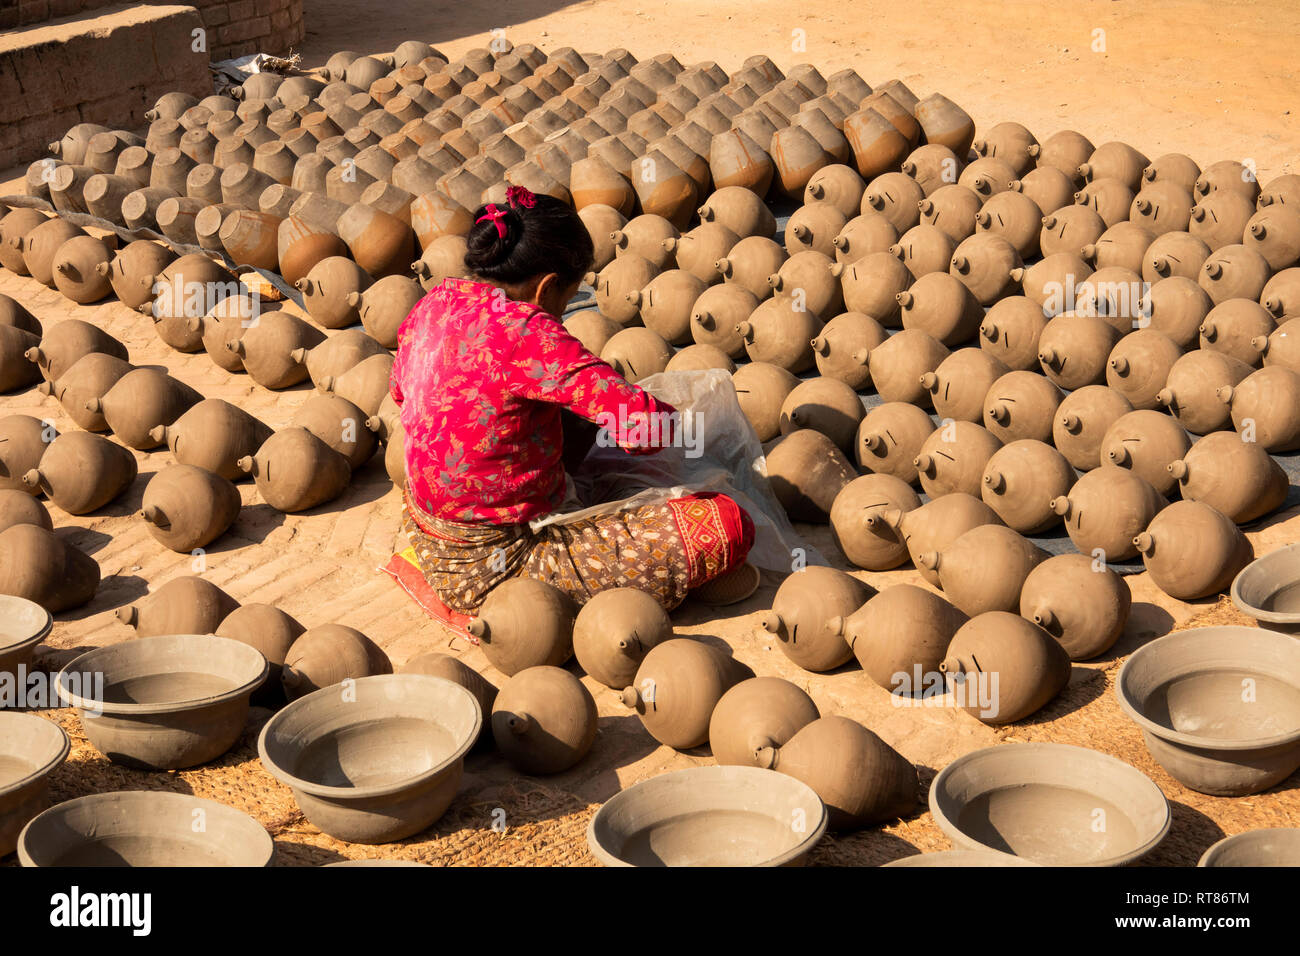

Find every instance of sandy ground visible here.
[3,0,1300,865]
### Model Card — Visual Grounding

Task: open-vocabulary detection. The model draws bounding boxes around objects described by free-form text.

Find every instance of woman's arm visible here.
[506,315,678,454]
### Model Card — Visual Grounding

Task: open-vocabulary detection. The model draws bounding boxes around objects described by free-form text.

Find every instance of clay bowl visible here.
[1232,543,1300,634]
[587,765,828,867]
[0,713,69,857]
[1116,626,1300,796]
[57,634,268,770]
[17,791,274,866]
[882,849,1040,867]
[257,674,481,844]
[929,743,1170,866]
[1198,828,1300,867]
[0,595,52,678]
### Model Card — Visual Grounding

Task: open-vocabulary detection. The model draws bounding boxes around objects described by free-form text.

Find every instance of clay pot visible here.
[1051,465,1168,562]
[866,329,949,407]
[1135,501,1252,600]
[1224,366,1300,450]
[153,398,273,482]
[973,190,1043,259]
[1140,153,1201,193]
[842,108,909,180]
[836,251,913,325]
[611,214,679,269]
[564,310,622,356]
[229,312,326,389]
[291,394,379,471]
[1051,385,1133,471]
[919,184,982,244]
[0,524,98,613]
[1144,232,1212,286]
[914,94,974,157]
[1117,626,1300,797]
[492,666,597,774]
[0,295,39,338]
[320,353,394,417]
[1015,253,1093,315]
[93,368,201,450]
[845,584,966,691]
[778,377,864,451]
[621,638,752,749]
[863,172,926,235]
[237,427,351,513]
[765,428,858,522]
[467,578,576,675]
[1169,431,1287,525]
[763,716,917,830]
[889,223,961,280]
[0,489,52,535]
[941,612,1071,724]
[1079,142,1149,192]
[20,218,87,289]
[0,416,55,496]
[1244,205,1300,272]
[48,235,111,305]
[0,209,48,275]
[106,240,173,310]
[215,604,306,701]
[811,311,887,389]
[1157,349,1252,435]
[600,327,672,381]
[569,155,635,215]
[1010,167,1075,219]
[913,420,1003,499]
[23,432,136,515]
[1263,268,1300,321]
[1105,329,1183,410]
[762,566,873,672]
[0,327,40,394]
[769,125,833,199]
[1037,312,1123,389]
[709,678,820,769]
[1038,205,1106,258]
[973,122,1037,177]
[949,233,1021,305]
[714,235,786,300]
[1256,317,1300,372]
[732,362,800,441]
[901,143,964,196]
[832,213,900,265]
[1142,275,1213,347]
[855,402,936,486]
[293,329,388,389]
[923,524,1048,617]
[1194,160,1261,204]
[1200,246,1271,313]
[882,492,1001,587]
[666,223,740,284]
[1189,191,1256,251]
[897,272,984,345]
[737,295,822,372]
[1017,553,1131,661]
[116,575,239,637]
[830,473,921,570]
[592,253,659,325]
[577,204,627,271]
[0,708,67,856]
[699,185,776,239]
[411,234,469,291]
[802,165,866,221]
[978,296,1049,371]
[281,624,392,701]
[662,344,733,373]
[139,465,241,553]
[785,202,847,259]
[572,588,673,689]
[1085,221,1156,276]
[1130,182,1194,236]
[708,127,775,196]
[981,439,1076,533]
[689,285,758,357]
[958,157,1018,199]
[630,151,698,228]
[1074,263,1147,330]
[1100,409,1193,496]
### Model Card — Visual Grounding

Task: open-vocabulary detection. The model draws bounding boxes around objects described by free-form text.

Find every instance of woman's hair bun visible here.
[462,193,595,287]
[465,203,524,271]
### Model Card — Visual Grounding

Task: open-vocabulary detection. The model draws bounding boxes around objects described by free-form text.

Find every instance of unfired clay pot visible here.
[467,577,575,676]
[929,742,1169,865]
[920,525,1047,617]
[855,402,935,486]
[982,370,1063,445]
[761,566,873,672]
[913,420,1003,499]
[573,587,673,689]
[0,525,99,613]
[1133,500,1252,600]
[881,492,1000,587]
[1169,431,1288,524]
[492,665,597,775]
[1100,409,1193,496]
[621,638,752,749]
[830,473,921,571]
[1052,385,1135,471]
[57,632,266,770]
[259,674,480,843]
[844,584,966,692]
[764,429,858,522]
[732,362,800,441]
[1116,627,1300,796]
[1051,465,1169,562]
[941,612,1070,724]
[708,677,820,769]
[980,439,1075,534]
[1020,554,1132,661]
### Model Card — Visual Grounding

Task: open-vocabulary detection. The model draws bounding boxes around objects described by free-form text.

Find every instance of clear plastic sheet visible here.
[530,368,825,571]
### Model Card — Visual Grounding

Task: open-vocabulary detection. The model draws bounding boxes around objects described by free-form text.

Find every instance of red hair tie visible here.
[476,203,508,238]
[506,184,536,208]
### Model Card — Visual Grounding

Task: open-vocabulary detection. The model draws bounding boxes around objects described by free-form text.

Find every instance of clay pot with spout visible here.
[1101,409,1193,496]
[709,678,820,769]
[897,272,984,346]
[919,185,982,244]
[880,492,1001,587]
[1134,501,1253,600]
[1168,431,1288,524]
[1106,329,1183,410]
[982,370,1063,445]
[1020,554,1131,660]
[1051,465,1169,562]
[811,312,888,390]
[572,588,673,689]
[765,428,858,522]
[23,432,137,515]
[1038,205,1106,258]
[762,566,873,672]
[732,362,800,441]
[832,214,900,265]
[1052,385,1135,471]
[736,295,822,372]
[913,421,1003,500]
[1222,366,1300,451]
[979,296,1049,371]
[778,377,865,452]
[919,524,1048,617]
[866,329,949,407]
[855,402,936,486]
[621,638,752,749]
[1037,313,1123,390]
[830,474,921,571]
[1156,349,1252,435]
[941,612,1071,724]
[981,439,1076,534]
[1142,275,1213,348]
[923,348,1010,424]
[845,585,967,692]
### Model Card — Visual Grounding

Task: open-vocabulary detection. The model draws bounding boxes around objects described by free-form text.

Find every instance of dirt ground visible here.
[4,0,1300,866]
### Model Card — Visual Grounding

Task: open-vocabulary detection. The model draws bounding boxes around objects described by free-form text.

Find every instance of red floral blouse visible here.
[390,278,677,524]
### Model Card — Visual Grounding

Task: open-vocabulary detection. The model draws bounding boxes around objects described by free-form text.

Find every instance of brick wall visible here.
[0,5,215,169]
[0,0,304,60]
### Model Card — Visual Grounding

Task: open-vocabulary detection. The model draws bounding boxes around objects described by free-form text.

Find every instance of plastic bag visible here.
[531,369,825,571]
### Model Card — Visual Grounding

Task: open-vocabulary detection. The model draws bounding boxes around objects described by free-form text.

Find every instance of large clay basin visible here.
[1232,544,1300,634]
[56,634,268,770]
[882,849,1040,867]
[929,742,1170,866]
[0,713,69,856]
[587,765,828,866]
[1116,626,1300,796]
[257,674,481,844]
[18,791,274,866]
[0,595,52,679]
[1198,828,1300,866]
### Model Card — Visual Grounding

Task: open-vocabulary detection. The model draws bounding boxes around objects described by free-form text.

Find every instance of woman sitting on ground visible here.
[389,186,754,614]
